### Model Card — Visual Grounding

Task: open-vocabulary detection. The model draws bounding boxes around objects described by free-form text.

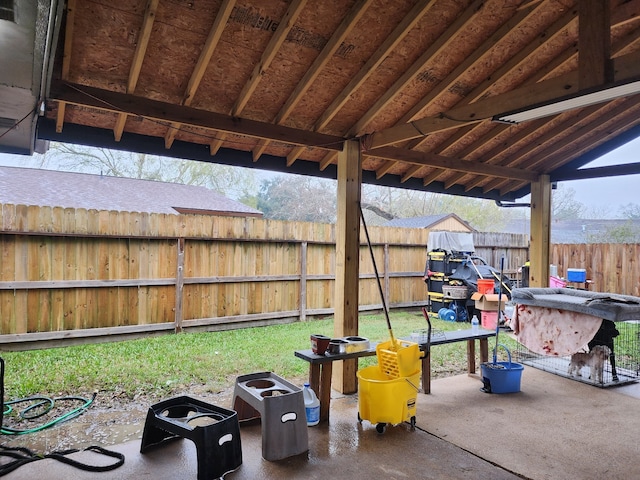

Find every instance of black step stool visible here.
[232,372,308,461]
[140,396,242,480]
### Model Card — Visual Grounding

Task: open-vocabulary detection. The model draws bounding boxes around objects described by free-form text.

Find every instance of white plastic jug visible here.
[303,383,320,426]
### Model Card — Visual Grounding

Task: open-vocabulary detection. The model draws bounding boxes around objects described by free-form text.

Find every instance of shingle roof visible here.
[502,218,640,243]
[0,166,262,216]
[384,213,474,231]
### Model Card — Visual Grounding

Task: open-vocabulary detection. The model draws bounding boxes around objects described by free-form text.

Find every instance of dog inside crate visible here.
[514,319,640,387]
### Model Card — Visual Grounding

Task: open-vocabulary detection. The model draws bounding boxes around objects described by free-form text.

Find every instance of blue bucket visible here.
[481,344,523,394]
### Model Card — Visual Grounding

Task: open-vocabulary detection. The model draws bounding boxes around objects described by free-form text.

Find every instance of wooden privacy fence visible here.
[8,203,637,349]
[550,243,640,296]
[0,204,428,349]
[0,204,533,349]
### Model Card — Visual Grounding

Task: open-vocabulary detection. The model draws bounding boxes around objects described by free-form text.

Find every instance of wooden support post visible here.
[578,1,611,89]
[529,175,551,287]
[333,139,362,394]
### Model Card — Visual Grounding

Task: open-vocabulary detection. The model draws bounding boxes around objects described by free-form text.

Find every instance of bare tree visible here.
[619,203,640,219]
[552,184,585,220]
[39,143,257,200]
[257,175,336,223]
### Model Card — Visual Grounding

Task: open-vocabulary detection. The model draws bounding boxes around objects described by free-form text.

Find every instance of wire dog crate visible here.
[513,320,640,387]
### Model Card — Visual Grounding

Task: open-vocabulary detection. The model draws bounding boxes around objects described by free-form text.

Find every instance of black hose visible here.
[0,444,125,476]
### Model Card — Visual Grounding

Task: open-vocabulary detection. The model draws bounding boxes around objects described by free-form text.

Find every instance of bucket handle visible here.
[491,344,512,368]
[405,377,420,392]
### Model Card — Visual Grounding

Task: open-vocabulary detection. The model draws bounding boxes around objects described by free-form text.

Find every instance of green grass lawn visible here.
[0,309,517,402]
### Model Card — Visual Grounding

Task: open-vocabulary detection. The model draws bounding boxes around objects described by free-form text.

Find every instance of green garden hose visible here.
[1,392,96,435]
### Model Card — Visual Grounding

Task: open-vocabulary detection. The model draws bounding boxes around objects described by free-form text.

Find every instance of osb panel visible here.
[69,0,147,89]
[362,0,525,134]
[135,23,206,103]
[239,0,357,123]
[52,104,119,131]
[190,2,292,116]
[121,116,171,137]
[290,0,417,131]
[324,0,468,136]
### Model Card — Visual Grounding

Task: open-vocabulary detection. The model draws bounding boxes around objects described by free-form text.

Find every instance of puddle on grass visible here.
[0,388,237,454]
[1,404,148,454]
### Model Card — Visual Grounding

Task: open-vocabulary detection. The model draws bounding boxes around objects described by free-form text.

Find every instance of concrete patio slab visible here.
[1,367,638,480]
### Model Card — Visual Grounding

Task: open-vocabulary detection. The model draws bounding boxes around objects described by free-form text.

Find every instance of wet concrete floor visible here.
[2,370,639,479]
[1,392,521,480]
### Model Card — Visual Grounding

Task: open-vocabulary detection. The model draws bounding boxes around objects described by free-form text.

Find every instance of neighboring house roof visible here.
[384,213,475,232]
[502,218,640,243]
[0,166,262,217]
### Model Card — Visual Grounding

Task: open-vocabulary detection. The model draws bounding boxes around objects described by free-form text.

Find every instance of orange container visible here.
[477,279,495,294]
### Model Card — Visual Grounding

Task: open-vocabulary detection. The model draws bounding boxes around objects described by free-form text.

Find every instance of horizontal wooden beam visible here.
[551,162,640,182]
[49,82,346,152]
[370,146,538,182]
[0,271,426,290]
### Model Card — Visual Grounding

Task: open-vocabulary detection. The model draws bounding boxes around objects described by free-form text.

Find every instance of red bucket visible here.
[477,279,494,294]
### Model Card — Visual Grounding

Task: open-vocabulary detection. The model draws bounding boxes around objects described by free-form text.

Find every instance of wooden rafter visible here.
[395,1,559,184]
[443,20,640,190]
[369,146,537,182]
[349,0,486,137]
[30,0,640,208]
[114,0,159,142]
[56,0,77,134]
[401,2,547,129]
[448,21,640,190]
[233,0,307,116]
[421,168,445,187]
[252,0,374,161]
[482,102,631,194]
[282,0,436,166]
[164,0,236,149]
[210,0,308,156]
[400,164,424,183]
[410,0,637,177]
[367,7,640,151]
[524,101,640,172]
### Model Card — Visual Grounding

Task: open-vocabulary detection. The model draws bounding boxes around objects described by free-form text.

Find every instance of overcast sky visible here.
[562,136,640,216]
[0,135,639,217]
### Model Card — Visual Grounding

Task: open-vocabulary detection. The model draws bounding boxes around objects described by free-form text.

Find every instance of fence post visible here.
[300,241,307,321]
[175,238,185,333]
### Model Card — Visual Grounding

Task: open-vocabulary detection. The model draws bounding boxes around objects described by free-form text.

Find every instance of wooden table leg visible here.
[467,339,476,373]
[479,338,489,363]
[318,362,333,423]
[309,363,320,394]
[422,353,431,394]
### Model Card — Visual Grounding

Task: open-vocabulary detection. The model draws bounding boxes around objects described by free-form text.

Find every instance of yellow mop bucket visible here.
[376,339,422,379]
[357,365,421,431]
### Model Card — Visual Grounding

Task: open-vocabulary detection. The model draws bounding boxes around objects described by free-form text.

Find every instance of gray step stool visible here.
[232,372,308,461]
